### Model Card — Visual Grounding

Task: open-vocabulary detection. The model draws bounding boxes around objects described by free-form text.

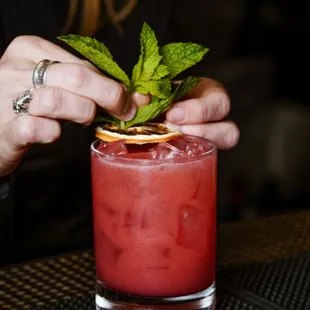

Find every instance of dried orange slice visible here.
[95,123,183,144]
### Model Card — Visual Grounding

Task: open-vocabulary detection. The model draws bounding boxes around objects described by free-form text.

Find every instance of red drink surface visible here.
[91,136,217,297]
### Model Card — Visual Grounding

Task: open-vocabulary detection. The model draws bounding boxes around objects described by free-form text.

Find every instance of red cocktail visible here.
[91,135,217,309]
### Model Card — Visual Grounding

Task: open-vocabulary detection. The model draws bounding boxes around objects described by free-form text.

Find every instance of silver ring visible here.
[13,88,35,115]
[32,59,60,89]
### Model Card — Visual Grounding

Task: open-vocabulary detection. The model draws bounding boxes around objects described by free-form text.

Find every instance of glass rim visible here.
[90,135,217,165]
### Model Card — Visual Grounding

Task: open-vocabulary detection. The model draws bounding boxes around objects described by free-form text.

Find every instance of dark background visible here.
[196,0,310,222]
[1,0,310,264]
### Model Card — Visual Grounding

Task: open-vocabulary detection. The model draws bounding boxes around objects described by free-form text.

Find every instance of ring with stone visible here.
[12,88,35,115]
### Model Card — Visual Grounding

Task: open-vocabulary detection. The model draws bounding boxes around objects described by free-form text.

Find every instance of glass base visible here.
[95,281,216,310]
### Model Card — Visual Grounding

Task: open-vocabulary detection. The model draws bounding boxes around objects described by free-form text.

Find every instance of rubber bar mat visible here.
[3,252,310,309]
[31,292,259,310]
[218,252,310,310]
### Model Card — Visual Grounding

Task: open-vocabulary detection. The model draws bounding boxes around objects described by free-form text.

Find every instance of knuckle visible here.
[10,35,41,50]
[47,88,63,114]
[202,92,231,122]
[215,94,230,117]
[3,35,42,62]
[51,87,63,103]
[35,88,62,115]
[220,93,231,117]
[16,117,37,144]
[106,83,124,106]
[66,64,88,89]
[202,100,211,122]
[0,60,12,76]
[9,36,28,49]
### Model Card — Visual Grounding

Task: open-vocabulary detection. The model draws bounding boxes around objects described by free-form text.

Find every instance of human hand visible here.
[165,78,239,150]
[0,36,137,177]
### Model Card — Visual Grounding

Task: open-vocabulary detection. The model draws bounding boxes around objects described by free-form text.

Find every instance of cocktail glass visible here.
[91,135,217,310]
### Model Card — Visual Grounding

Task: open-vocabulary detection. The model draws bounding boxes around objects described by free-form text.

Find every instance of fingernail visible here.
[132,92,151,107]
[122,95,132,115]
[123,106,136,121]
[122,96,136,121]
[164,121,182,131]
[167,108,185,123]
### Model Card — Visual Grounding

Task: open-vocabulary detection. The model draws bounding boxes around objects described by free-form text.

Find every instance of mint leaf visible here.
[58,35,131,87]
[131,54,143,83]
[132,23,161,85]
[60,35,114,59]
[172,76,201,101]
[124,76,200,128]
[160,43,209,79]
[152,64,169,80]
[136,79,171,98]
[141,23,159,58]
[59,23,209,130]
[134,85,149,95]
[94,113,120,126]
[139,55,162,81]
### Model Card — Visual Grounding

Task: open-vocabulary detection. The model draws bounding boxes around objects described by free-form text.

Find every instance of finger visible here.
[5,116,61,146]
[166,77,230,125]
[131,92,151,107]
[45,63,136,120]
[0,60,98,123]
[28,87,96,125]
[3,36,136,120]
[0,116,61,176]
[166,121,240,150]
[3,36,94,69]
[184,77,225,99]
[166,91,230,125]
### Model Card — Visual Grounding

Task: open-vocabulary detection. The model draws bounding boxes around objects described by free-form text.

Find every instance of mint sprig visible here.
[125,76,200,128]
[131,23,165,83]
[160,43,208,79]
[58,35,131,87]
[130,23,171,99]
[95,76,200,128]
[58,23,209,128]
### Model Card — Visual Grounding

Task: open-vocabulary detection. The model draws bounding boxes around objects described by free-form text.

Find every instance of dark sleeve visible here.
[0,176,10,199]
[0,4,14,264]
[0,3,5,55]
[0,174,15,265]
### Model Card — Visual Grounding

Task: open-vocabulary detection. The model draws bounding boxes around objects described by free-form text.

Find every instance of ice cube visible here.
[97,140,128,156]
[119,144,157,160]
[186,141,204,157]
[114,242,209,296]
[95,230,123,282]
[170,138,205,158]
[122,210,148,230]
[156,142,187,160]
[177,204,208,251]
[120,151,156,160]
[126,143,155,153]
